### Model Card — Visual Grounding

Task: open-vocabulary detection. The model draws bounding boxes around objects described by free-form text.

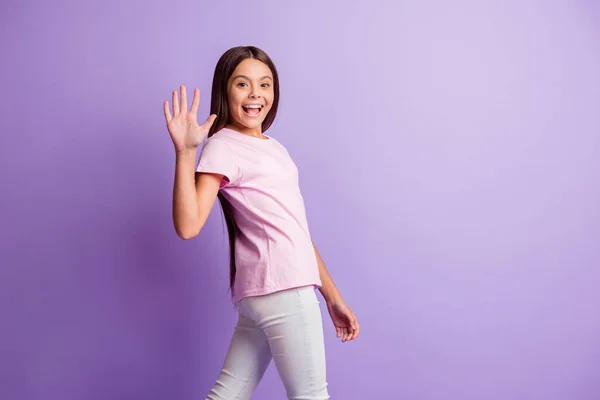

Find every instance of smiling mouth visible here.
[242,104,264,118]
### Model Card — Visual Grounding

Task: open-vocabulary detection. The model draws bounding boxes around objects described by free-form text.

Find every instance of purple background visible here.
[2,1,599,399]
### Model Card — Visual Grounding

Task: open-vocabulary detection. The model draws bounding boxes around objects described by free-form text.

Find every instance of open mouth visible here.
[242,104,264,118]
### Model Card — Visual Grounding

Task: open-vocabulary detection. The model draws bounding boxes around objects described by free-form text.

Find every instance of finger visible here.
[203,113,217,129]
[191,88,200,115]
[348,313,359,339]
[346,324,354,341]
[342,327,348,342]
[163,101,172,123]
[180,85,188,113]
[336,327,341,338]
[172,90,180,115]
[352,322,360,339]
[351,314,358,331]
[350,324,359,340]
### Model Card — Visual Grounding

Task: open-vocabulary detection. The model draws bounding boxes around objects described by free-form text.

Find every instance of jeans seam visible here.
[298,289,318,396]
[234,310,261,400]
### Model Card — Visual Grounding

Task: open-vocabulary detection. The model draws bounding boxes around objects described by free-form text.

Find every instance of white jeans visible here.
[205,285,330,400]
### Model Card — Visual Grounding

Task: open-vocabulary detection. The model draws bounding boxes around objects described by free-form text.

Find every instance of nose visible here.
[249,87,261,98]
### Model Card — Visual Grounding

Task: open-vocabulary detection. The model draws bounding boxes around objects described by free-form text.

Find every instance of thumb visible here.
[351,312,357,330]
[204,114,217,127]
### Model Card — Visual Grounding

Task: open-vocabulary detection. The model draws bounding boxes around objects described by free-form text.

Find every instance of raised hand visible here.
[163,85,217,153]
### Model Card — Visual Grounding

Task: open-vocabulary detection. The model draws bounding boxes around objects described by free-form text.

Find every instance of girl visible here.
[164,46,360,400]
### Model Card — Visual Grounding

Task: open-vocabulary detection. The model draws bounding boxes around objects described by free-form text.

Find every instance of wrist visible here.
[175,147,197,158]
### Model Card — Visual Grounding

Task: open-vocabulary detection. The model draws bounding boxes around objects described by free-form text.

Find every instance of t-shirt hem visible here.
[233,280,322,304]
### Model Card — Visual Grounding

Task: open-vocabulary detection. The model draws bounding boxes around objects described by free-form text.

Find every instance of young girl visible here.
[164,46,360,400]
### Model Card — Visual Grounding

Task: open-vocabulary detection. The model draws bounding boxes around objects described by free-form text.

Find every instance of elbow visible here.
[178,230,198,240]
[175,223,202,240]
[174,212,208,240]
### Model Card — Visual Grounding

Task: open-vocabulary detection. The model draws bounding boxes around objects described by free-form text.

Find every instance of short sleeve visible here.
[195,138,241,188]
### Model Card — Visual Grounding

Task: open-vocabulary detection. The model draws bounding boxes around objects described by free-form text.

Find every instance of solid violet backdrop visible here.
[1,1,599,399]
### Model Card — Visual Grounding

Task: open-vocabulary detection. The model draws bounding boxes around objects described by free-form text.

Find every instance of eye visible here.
[261,83,270,88]
[237,82,248,87]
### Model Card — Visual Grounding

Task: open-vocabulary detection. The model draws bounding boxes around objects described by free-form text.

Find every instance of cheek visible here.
[227,88,243,109]
[265,91,275,106]
[230,100,244,117]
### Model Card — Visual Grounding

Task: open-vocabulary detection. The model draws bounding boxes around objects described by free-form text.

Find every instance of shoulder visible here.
[199,133,238,161]
[204,130,237,149]
[267,136,290,154]
[206,129,231,144]
[207,129,247,151]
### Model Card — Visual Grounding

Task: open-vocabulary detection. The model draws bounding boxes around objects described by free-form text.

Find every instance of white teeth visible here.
[244,105,262,109]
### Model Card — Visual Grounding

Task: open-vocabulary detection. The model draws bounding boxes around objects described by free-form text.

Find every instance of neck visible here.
[225,122,264,139]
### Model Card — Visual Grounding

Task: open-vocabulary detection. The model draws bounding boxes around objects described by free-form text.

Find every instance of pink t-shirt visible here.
[195,127,322,304]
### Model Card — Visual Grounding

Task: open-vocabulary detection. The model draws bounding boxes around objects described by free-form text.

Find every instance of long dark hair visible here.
[207,46,280,300]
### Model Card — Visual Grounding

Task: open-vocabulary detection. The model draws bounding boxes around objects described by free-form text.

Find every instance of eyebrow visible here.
[232,74,273,81]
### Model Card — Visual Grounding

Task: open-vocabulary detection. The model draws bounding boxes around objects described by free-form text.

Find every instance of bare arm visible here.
[313,241,360,341]
[312,241,342,303]
[164,85,220,239]
[172,147,222,240]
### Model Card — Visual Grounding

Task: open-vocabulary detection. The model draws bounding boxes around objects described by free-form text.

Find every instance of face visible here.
[226,58,275,135]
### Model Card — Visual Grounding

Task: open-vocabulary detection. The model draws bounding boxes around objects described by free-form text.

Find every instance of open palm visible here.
[163,85,217,152]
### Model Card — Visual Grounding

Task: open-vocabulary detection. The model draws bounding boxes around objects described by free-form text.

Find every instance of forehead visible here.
[231,58,273,79]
